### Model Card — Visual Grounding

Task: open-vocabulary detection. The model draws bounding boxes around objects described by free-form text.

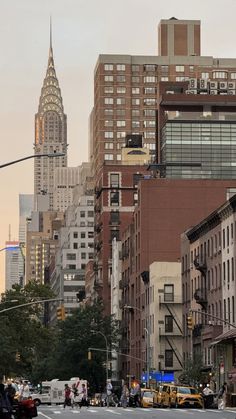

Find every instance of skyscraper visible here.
[34,24,67,210]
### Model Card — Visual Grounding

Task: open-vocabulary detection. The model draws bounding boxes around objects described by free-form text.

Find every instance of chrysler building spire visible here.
[34,21,67,210]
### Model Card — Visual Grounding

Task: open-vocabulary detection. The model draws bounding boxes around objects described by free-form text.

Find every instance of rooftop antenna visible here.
[49,15,53,57]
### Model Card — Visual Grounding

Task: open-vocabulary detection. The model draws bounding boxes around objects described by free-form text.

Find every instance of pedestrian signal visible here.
[187,315,194,330]
[57,305,65,321]
[88,351,92,360]
[15,352,21,362]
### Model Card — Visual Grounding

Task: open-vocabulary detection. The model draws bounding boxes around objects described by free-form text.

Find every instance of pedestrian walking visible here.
[218,382,227,410]
[78,384,88,409]
[0,383,12,419]
[106,379,113,407]
[120,384,129,408]
[63,384,71,408]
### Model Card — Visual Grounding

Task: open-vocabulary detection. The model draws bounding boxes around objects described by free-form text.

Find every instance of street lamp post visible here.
[124,305,151,388]
[0,152,65,169]
[0,297,63,314]
[91,330,109,381]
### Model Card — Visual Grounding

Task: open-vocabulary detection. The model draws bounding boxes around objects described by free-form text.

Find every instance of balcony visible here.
[159,327,183,337]
[194,256,207,275]
[194,288,207,309]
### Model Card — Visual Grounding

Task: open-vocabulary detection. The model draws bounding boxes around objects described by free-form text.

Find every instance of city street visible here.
[37,405,236,419]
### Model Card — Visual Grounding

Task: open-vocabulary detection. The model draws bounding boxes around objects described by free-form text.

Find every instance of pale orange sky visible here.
[1,0,236,292]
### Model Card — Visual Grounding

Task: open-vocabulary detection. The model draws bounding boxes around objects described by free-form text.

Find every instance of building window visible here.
[231,73,236,80]
[201,72,209,79]
[110,191,119,206]
[105,142,114,149]
[110,211,120,224]
[104,109,113,116]
[117,87,126,94]
[232,258,235,281]
[161,77,169,81]
[104,120,113,127]
[164,284,174,302]
[143,120,155,128]
[144,87,156,94]
[105,131,114,139]
[132,121,140,128]
[117,75,126,83]
[117,64,125,71]
[104,64,113,71]
[80,211,85,217]
[117,131,126,139]
[165,350,173,367]
[104,98,113,105]
[117,120,126,127]
[161,65,168,73]
[132,76,140,83]
[105,154,114,161]
[104,75,113,82]
[165,316,173,332]
[73,243,78,249]
[132,98,140,105]
[132,65,139,72]
[132,109,140,117]
[132,87,140,94]
[117,154,121,161]
[73,232,78,238]
[66,253,76,260]
[176,65,184,72]
[116,98,126,105]
[176,76,188,81]
[144,76,157,83]
[144,64,156,72]
[104,86,114,94]
[81,243,85,248]
[81,253,86,259]
[213,71,227,79]
[143,109,155,117]
[144,98,156,105]
[110,173,120,187]
[80,232,85,238]
[88,211,94,217]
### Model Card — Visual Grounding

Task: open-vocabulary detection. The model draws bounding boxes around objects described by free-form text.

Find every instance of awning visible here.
[211,328,236,345]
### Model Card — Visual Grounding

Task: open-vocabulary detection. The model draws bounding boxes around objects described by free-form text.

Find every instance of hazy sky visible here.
[1,0,236,291]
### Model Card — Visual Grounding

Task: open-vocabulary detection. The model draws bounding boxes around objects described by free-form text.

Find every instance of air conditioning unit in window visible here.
[228,82,236,89]
[219,82,228,90]
[210,90,218,95]
[199,79,208,90]
[210,81,218,89]
[186,90,197,94]
[189,78,197,89]
[228,90,235,95]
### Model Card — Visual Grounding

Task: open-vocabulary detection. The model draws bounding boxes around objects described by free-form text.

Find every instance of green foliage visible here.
[41,302,119,393]
[178,353,208,386]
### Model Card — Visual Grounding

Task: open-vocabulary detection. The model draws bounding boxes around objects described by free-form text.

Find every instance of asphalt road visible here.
[37,404,236,419]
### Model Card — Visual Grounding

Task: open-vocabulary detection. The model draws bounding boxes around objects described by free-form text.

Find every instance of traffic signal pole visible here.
[0,298,63,314]
[188,309,236,329]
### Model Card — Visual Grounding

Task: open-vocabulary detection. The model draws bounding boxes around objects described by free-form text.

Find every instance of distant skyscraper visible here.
[34,24,67,210]
[18,194,34,286]
[5,241,20,290]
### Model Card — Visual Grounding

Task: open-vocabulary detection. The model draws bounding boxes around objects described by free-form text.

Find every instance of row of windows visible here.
[104,97,157,105]
[104,142,155,150]
[104,87,157,94]
[104,120,156,128]
[104,75,158,83]
[104,109,156,117]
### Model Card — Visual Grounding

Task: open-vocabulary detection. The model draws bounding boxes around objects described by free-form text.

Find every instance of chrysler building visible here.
[34,26,67,209]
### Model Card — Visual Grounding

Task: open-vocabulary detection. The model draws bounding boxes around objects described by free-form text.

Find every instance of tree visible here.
[178,354,208,386]
[43,302,119,393]
[0,281,56,380]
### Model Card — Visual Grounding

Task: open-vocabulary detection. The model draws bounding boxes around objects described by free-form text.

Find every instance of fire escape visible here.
[193,254,207,310]
[159,295,183,369]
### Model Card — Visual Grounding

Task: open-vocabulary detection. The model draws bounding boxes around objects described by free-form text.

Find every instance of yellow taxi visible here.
[153,385,163,407]
[140,389,157,408]
[160,384,203,408]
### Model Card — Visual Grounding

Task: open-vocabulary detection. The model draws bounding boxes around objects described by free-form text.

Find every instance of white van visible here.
[31,378,87,405]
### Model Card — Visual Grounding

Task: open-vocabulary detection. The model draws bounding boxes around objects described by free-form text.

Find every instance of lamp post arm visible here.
[0,153,65,169]
[0,298,63,314]
[88,347,144,362]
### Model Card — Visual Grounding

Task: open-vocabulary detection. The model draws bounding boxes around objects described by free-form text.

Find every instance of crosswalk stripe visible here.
[105,409,121,415]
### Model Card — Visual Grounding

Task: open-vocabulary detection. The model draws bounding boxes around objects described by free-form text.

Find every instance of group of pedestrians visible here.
[63,382,88,410]
[105,379,140,408]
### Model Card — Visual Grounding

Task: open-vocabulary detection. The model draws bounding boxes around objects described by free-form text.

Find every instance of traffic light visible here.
[88,350,92,360]
[15,352,21,362]
[187,314,194,330]
[57,305,65,321]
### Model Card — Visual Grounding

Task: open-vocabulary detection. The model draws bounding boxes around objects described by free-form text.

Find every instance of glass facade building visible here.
[161,116,236,179]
